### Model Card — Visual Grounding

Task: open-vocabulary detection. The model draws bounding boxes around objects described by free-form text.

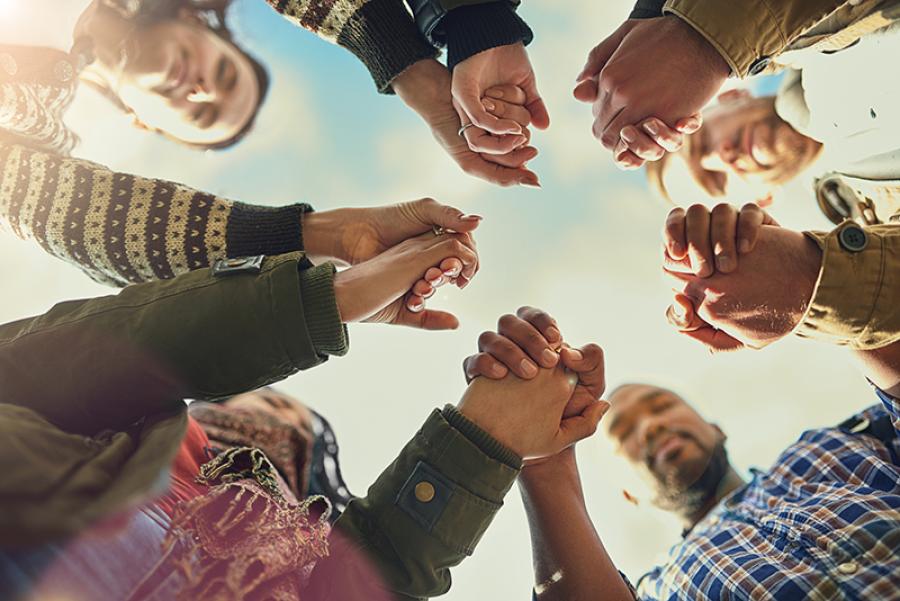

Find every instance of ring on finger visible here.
[458,123,476,137]
[432,225,446,236]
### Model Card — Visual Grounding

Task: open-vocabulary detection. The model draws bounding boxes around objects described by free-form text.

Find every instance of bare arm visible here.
[519,449,635,601]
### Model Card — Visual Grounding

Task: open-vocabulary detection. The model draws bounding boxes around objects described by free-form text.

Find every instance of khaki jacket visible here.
[0,253,519,600]
[663,0,900,77]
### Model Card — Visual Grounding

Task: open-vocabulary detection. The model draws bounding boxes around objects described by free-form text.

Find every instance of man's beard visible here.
[650,437,729,518]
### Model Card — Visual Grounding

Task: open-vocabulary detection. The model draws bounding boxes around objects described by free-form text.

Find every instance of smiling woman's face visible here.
[115,17,260,147]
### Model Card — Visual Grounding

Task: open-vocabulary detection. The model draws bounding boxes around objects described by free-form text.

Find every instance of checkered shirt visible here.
[633,390,900,600]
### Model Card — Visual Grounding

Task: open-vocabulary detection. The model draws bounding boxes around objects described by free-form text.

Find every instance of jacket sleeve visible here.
[795,222,900,350]
[309,405,521,600]
[630,0,665,19]
[262,0,438,93]
[0,252,347,435]
[662,0,847,77]
[0,140,310,287]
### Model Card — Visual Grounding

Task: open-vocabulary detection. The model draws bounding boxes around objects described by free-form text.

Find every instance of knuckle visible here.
[740,202,761,215]
[477,331,495,348]
[686,203,709,217]
[711,202,734,218]
[497,314,517,330]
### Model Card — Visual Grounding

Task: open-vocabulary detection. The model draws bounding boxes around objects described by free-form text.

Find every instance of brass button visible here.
[0,53,17,76]
[414,481,435,503]
[837,561,858,575]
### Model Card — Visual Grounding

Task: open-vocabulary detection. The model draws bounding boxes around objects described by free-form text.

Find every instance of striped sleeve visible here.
[264,0,438,93]
[0,140,308,287]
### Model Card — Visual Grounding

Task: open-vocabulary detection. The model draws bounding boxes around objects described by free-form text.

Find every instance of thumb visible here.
[523,80,550,130]
[557,400,610,448]
[418,199,483,233]
[400,307,461,331]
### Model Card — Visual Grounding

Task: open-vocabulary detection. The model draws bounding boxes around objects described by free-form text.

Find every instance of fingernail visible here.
[546,326,561,342]
[643,121,660,136]
[716,254,732,272]
[520,359,538,377]
[670,242,683,257]
[521,179,542,189]
[620,127,636,143]
[541,348,558,366]
[567,348,583,361]
[486,88,504,99]
[739,239,751,254]
[491,363,506,376]
[443,268,460,277]
[671,303,686,320]
[683,118,700,131]
[428,277,442,286]
[409,301,424,313]
[483,99,496,112]
[462,214,483,221]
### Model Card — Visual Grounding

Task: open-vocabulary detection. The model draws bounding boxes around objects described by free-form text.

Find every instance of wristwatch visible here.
[406,0,522,47]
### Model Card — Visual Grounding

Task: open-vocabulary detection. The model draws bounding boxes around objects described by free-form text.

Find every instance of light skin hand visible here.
[614,114,702,170]
[664,203,779,277]
[575,16,728,161]
[393,59,539,187]
[452,43,550,139]
[663,226,822,350]
[303,198,481,287]
[333,231,479,330]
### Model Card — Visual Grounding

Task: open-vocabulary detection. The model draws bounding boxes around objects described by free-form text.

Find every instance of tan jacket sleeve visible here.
[796,222,900,349]
[663,0,847,77]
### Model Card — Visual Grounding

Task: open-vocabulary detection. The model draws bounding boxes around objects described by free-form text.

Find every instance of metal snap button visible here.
[748,56,771,76]
[414,481,435,503]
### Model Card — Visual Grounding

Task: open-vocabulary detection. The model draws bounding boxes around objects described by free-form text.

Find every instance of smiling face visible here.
[110,17,263,148]
[648,91,823,207]
[605,384,730,512]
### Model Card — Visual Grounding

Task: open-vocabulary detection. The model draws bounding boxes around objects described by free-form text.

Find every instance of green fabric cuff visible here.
[297,262,349,357]
[441,404,522,469]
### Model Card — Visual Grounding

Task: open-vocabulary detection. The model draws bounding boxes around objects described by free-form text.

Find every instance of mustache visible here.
[641,427,704,470]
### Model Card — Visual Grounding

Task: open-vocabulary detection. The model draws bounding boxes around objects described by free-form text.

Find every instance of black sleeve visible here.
[630,0,665,19]
[442,2,533,69]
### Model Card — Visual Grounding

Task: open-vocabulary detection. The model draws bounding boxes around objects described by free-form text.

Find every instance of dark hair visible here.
[86,0,271,151]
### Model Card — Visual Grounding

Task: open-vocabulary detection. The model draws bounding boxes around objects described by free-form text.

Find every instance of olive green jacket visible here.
[0,253,520,600]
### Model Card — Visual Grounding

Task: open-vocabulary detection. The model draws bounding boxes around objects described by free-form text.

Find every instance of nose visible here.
[637,416,665,456]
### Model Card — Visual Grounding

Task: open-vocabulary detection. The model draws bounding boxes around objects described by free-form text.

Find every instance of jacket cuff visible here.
[795,223,900,349]
[443,3,533,70]
[441,405,521,469]
[630,0,665,19]
[335,0,440,94]
[297,262,349,357]
[369,409,520,556]
[663,0,843,78]
[226,203,310,257]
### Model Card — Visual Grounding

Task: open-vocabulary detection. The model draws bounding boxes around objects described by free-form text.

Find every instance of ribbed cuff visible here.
[441,405,522,469]
[298,262,349,357]
[336,0,440,94]
[443,3,533,70]
[226,203,309,257]
[630,0,665,18]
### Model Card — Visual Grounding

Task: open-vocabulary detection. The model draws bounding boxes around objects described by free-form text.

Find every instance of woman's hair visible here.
[86,0,270,150]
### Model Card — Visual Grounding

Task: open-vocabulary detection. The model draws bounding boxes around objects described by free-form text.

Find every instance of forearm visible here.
[309,405,521,600]
[0,252,347,435]
[663,0,846,77]
[520,452,634,601]
[263,0,437,93]
[0,141,308,287]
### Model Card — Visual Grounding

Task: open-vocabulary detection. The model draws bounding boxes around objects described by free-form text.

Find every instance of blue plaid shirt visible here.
[633,390,900,600]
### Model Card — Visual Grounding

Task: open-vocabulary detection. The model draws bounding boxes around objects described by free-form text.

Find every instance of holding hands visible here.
[575,16,728,169]
[661,204,822,351]
[460,307,609,461]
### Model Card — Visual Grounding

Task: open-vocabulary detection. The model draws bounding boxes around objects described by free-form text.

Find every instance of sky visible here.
[0,1,880,599]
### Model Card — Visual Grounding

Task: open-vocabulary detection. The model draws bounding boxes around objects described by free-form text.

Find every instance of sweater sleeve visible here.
[0,252,348,436]
[662,0,846,77]
[0,140,309,287]
[262,0,438,93]
[308,406,521,600]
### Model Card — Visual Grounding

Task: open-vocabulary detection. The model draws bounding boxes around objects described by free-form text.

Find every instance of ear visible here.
[716,88,751,105]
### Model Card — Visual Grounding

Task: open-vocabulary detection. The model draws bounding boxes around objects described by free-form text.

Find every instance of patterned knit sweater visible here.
[0,0,438,287]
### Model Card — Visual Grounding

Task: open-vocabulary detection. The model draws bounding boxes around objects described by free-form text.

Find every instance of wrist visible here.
[393,59,453,123]
[520,447,578,484]
[302,209,348,265]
